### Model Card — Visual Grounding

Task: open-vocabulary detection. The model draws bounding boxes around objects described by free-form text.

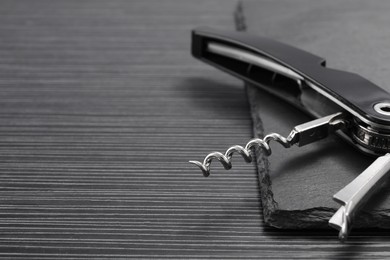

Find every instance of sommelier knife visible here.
[189,27,390,241]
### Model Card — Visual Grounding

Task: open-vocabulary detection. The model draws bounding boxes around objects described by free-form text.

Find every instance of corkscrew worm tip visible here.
[189,135,293,177]
[189,160,210,177]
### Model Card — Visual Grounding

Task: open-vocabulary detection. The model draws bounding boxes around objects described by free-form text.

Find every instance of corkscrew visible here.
[189,113,346,177]
[189,27,390,241]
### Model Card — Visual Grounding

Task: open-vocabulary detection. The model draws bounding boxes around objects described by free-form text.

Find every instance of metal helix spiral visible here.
[189,132,294,177]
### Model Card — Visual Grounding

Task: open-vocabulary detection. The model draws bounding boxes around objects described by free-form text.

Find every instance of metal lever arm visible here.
[329,153,390,241]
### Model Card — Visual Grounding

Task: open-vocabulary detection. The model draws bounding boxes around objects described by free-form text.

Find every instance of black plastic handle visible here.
[192,27,390,127]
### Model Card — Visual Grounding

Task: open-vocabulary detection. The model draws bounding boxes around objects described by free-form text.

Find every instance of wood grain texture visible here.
[0,0,390,259]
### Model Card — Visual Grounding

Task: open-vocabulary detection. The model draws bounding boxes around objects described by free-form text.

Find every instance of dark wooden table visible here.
[0,0,390,258]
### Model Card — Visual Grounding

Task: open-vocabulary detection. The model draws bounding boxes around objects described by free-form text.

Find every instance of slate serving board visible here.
[243,0,390,229]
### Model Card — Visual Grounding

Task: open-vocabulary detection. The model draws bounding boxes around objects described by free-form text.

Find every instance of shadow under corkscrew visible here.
[189,132,294,177]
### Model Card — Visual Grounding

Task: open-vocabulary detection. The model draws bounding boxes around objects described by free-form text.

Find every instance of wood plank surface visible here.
[0,0,390,259]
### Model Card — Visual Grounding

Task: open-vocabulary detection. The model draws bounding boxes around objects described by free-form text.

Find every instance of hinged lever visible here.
[329,153,390,241]
[288,112,346,147]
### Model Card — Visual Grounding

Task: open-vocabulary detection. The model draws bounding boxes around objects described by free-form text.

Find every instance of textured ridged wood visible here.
[0,0,260,258]
[1,0,390,259]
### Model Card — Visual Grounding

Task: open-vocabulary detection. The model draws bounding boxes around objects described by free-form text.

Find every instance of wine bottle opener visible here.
[189,27,390,241]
